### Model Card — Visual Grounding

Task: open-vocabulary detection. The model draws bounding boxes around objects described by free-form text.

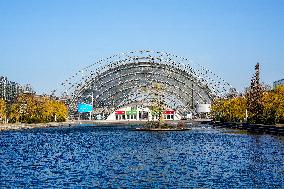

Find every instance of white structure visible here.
[186,112,193,119]
[196,104,211,113]
[106,106,182,121]
[196,103,211,119]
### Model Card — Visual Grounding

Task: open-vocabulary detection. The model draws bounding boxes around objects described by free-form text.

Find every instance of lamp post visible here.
[245,109,248,122]
[87,92,94,120]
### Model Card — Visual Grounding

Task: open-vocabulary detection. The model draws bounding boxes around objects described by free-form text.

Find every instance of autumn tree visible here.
[211,64,283,125]
[50,100,68,122]
[211,96,246,122]
[8,93,68,123]
[261,91,276,124]
[0,98,6,123]
[274,85,284,123]
[262,85,284,124]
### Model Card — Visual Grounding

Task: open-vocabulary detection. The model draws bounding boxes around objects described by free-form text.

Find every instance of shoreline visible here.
[4,120,283,135]
[0,120,198,131]
[210,121,284,136]
[0,120,166,131]
[0,121,77,131]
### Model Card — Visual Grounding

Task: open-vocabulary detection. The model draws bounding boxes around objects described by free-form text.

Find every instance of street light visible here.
[86,92,94,120]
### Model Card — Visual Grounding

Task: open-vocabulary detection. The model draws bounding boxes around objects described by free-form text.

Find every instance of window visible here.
[115,115,118,120]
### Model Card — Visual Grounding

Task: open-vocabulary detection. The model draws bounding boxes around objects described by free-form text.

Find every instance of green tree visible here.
[245,63,265,124]
[150,83,165,123]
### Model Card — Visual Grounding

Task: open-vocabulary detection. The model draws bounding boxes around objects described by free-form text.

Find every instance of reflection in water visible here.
[0,125,283,188]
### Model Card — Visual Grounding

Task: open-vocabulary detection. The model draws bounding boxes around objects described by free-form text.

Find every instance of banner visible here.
[126,111,137,115]
[78,104,93,113]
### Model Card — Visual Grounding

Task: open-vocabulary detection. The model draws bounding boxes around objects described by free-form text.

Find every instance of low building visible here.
[106,106,182,121]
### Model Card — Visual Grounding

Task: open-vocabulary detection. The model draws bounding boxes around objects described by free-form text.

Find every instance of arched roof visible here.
[57,50,233,114]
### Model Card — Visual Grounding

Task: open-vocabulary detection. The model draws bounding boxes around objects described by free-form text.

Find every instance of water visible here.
[0,125,283,188]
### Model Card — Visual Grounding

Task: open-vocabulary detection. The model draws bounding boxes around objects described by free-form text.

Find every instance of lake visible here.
[0,125,283,188]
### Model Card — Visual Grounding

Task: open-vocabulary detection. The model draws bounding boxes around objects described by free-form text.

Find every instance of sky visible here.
[0,0,283,94]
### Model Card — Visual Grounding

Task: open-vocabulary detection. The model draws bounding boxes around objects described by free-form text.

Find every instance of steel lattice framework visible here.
[57,50,233,115]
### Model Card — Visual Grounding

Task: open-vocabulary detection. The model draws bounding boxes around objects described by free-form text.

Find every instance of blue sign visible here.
[78,104,93,113]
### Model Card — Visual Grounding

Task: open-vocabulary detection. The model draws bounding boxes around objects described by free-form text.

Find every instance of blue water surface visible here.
[0,125,283,188]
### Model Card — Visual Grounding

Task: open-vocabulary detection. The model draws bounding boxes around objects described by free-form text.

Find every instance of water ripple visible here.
[0,125,283,188]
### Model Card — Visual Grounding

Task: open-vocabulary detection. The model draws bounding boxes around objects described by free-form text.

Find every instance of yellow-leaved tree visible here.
[274,85,284,123]
[262,91,276,124]
[211,85,284,124]
[0,98,6,123]
[9,93,39,123]
[263,85,284,124]
[211,97,246,122]
[9,94,68,123]
[51,100,68,122]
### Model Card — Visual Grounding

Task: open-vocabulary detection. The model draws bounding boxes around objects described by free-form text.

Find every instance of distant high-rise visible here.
[0,76,34,102]
[273,79,284,89]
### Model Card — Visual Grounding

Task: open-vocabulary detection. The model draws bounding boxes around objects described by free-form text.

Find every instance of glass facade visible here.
[0,76,34,102]
[0,76,21,102]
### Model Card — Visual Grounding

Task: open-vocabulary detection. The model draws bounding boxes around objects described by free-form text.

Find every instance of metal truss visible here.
[57,50,233,115]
